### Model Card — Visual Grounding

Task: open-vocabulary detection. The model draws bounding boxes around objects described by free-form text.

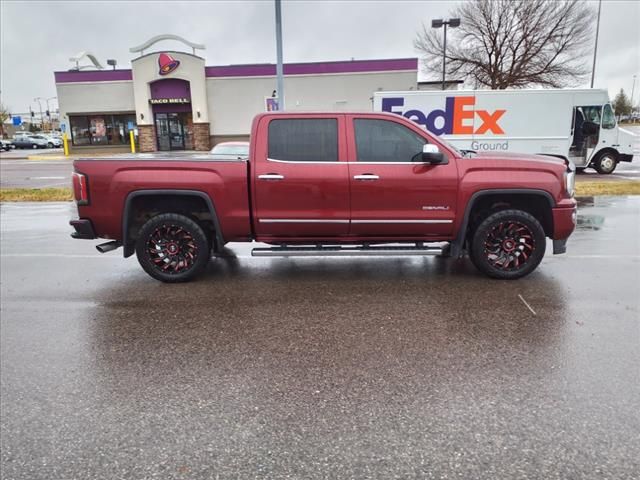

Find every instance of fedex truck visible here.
[373,88,638,174]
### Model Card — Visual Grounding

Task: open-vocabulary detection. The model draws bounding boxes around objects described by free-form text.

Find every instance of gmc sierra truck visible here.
[70,112,577,282]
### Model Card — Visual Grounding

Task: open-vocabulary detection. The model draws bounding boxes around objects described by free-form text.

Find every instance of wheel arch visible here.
[122,189,224,258]
[450,189,555,257]
[591,147,619,162]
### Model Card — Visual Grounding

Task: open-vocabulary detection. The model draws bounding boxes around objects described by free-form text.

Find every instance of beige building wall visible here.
[206,70,417,138]
[57,81,135,120]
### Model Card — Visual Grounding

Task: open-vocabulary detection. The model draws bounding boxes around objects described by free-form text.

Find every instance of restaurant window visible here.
[70,114,137,146]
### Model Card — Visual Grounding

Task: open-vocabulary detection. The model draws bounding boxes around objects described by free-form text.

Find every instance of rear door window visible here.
[268,118,338,162]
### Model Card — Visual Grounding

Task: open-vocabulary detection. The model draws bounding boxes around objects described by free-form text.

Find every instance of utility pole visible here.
[275,0,285,110]
[631,75,637,112]
[590,0,602,88]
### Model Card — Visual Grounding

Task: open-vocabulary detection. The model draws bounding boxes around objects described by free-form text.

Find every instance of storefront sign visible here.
[149,98,191,105]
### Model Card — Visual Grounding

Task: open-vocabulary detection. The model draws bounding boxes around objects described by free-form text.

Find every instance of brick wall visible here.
[138,125,156,152]
[193,123,211,151]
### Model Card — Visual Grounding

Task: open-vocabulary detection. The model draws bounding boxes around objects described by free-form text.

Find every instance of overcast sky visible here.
[1,0,638,114]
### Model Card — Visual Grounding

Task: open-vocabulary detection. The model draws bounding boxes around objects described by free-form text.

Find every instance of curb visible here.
[26,155,71,161]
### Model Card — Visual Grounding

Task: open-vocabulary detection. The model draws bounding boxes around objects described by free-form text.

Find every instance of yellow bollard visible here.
[62,133,69,157]
[129,130,136,153]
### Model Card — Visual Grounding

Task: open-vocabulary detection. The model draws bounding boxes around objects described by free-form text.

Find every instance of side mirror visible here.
[421,144,446,164]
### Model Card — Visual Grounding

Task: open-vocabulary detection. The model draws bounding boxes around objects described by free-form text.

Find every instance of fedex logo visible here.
[381,97,506,135]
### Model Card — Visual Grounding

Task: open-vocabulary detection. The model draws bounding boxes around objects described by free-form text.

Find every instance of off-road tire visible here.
[135,213,210,283]
[469,209,546,280]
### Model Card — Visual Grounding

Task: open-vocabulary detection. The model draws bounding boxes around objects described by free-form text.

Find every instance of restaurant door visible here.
[155,113,186,151]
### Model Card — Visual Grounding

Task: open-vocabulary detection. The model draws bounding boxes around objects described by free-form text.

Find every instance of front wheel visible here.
[593,151,617,174]
[135,213,210,283]
[469,209,546,280]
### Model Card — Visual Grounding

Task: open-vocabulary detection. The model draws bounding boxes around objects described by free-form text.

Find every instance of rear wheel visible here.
[135,213,210,283]
[469,209,546,280]
[593,151,617,174]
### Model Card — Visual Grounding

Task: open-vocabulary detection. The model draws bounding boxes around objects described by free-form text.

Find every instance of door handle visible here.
[353,174,380,181]
[258,173,285,180]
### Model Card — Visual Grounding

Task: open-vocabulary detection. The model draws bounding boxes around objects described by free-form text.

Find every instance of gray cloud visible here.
[1,0,638,115]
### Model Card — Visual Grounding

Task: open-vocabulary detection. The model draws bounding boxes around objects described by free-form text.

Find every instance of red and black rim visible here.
[147,224,199,274]
[484,221,535,271]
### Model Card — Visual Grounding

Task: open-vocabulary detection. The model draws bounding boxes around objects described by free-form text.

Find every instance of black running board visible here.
[252,244,448,257]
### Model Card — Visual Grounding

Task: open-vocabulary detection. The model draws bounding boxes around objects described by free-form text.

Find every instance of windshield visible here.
[211,144,249,156]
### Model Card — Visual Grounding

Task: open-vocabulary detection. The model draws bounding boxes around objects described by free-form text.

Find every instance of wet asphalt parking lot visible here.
[1,198,639,479]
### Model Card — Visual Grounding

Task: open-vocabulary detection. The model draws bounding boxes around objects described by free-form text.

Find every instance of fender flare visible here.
[450,188,556,257]
[121,189,225,257]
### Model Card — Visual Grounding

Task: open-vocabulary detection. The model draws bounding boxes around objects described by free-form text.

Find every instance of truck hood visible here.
[471,151,566,167]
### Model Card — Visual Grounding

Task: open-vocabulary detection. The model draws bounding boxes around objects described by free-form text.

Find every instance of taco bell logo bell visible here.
[382,96,506,135]
[158,53,180,75]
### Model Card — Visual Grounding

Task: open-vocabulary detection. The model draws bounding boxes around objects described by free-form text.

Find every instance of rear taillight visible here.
[72,172,89,205]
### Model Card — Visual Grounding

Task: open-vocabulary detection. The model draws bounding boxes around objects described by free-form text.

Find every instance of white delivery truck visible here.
[373,88,638,174]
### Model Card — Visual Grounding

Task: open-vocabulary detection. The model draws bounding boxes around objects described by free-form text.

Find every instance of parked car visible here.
[210,141,250,160]
[70,111,577,283]
[43,135,63,148]
[1,139,15,151]
[12,134,48,149]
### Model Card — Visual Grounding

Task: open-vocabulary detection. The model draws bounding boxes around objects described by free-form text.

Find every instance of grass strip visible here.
[575,181,640,196]
[0,188,73,202]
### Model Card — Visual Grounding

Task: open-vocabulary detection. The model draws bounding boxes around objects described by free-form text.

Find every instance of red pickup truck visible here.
[70,112,577,282]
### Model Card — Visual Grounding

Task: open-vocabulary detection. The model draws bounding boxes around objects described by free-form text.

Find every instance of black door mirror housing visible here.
[420,144,447,164]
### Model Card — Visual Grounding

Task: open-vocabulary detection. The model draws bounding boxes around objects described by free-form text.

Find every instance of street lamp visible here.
[431,17,460,91]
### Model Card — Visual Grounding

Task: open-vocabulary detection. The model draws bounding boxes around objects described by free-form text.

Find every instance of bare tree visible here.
[414,0,596,89]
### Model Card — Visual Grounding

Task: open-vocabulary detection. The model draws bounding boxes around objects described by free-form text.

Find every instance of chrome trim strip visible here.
[259,219,350,224]
[266,157,433,165]
[267,157,344,164]
[351,219,453,224]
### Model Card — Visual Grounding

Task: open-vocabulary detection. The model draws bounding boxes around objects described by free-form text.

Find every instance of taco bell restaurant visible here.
[54,36,419,153]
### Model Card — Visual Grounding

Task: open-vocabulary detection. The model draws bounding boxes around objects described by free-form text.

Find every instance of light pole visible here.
[590,0,602,88]
[34,97,44,129]
[275,0,285,110]
[432,18,460,91]
[631,75,637,113]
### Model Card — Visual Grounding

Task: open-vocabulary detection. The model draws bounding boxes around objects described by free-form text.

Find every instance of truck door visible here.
[253,116,350,237]
[347,115,458,237]
[569,106,601,166]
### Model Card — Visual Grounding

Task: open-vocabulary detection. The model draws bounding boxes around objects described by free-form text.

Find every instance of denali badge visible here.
[422,206,450,211]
